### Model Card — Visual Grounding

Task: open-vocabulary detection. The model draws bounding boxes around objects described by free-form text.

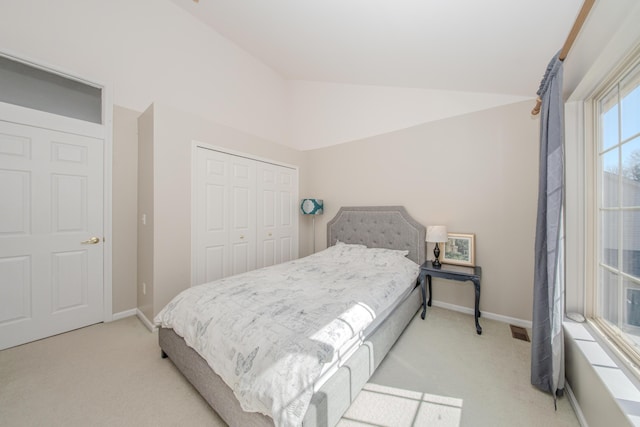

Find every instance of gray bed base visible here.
[159,288,421,427]
[159,206,426,427]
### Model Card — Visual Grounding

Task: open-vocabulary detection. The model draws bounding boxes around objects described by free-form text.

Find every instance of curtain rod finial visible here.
[531,97,542,116]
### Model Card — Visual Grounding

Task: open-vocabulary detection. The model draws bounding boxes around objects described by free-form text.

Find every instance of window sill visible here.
[564,320,640,426]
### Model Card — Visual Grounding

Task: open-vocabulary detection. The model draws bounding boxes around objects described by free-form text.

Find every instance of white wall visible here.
[287,80,529,150]
[0,0,288,145]
[0,0,538,153]
[284,0,640,152]
[307,100,539,323]
[139,103,308,318]
[112,106,139,314]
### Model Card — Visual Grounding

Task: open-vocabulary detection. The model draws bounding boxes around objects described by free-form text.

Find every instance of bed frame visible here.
[159,206,426,427]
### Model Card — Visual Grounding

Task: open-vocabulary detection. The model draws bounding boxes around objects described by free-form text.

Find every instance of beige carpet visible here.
[367,307,579,427]
[0,307,579,427]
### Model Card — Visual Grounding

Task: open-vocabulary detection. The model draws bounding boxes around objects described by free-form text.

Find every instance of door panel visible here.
[258,183,278,267]
[232,186,250,229]
[0,255,31,324]
[0,169,30,234]
[52,174,87,232]
[256,165,296,267]
[196,152,228,284]
[278,169,296,262]
[280,237,293,263]
[205,245,224,283]
[232,242,250,275]
[229,157,255,274]
[206,184,225,232]
[0,120,103,350]
[0,132,30,158]
[51,250,87,312]
[261,240,276,267]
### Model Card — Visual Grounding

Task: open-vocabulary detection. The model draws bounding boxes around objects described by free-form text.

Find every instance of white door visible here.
[228,155,256,275]
[257,164,297,267]
[257,164,278,267]
[0,120,104,350]
[276,167,296,263]
[194,148,256,285]
[195,148,228,284]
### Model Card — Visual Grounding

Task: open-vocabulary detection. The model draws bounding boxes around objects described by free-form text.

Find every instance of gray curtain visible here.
[531,53,565,402]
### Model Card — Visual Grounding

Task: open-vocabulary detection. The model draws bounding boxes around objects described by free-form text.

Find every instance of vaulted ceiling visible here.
[170,0,583,97]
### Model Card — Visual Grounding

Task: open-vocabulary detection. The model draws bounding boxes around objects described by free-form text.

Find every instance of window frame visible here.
[588,48,640,374]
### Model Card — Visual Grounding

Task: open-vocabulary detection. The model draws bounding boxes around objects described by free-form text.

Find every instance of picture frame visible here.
[442,233,475,267]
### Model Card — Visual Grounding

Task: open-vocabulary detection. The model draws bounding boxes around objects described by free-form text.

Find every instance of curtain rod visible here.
[531,0,595,115]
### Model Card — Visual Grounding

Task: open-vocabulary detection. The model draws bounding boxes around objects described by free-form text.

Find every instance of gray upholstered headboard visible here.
[326,206,426,265]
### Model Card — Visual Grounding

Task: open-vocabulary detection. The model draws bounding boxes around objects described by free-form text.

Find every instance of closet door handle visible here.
[240,235,245,240]
[81,237,100,245]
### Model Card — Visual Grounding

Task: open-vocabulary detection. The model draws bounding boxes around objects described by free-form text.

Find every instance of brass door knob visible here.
[81,237,100,245]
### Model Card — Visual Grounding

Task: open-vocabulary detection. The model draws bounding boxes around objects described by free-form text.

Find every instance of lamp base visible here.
[432,243,442,268]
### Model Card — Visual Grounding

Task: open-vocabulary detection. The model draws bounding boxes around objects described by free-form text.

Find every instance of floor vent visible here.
[510,325,530,342]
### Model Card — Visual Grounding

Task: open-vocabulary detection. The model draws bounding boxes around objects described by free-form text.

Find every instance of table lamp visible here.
[426,225,448,268]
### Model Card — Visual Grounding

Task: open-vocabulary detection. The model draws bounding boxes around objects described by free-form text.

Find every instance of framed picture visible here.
[442,233,475,266]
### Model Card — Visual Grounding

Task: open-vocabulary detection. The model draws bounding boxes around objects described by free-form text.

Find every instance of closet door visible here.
[256,163,297,268]
[195,148,228,285]
[228,155,256,275]
[194,148,256,285]
[276,166,297,263]
[194,145,297,285]
[256,164,277,267]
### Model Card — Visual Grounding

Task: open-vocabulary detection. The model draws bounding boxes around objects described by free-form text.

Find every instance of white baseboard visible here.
[565,381,588,427]
[112,308,137,321]
[136,309,157,332]
[431,300,533,329]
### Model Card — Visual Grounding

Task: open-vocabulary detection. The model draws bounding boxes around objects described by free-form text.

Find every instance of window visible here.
[595,57,640,361]
[0,54,102,124]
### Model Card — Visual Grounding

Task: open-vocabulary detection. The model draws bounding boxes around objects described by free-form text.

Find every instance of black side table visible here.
[419,261,483,334]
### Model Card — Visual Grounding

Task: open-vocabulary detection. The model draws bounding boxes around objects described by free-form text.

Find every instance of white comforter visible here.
[154,243,419,427]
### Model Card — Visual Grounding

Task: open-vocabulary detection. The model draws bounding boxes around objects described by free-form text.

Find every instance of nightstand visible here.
[419,261,483,334]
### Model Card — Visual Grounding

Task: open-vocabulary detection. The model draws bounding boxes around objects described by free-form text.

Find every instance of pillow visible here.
[334,240,367,249]
[318,241,368,259]
[364,247,409,258]
[357,248,409,265]
[319,243,414,267]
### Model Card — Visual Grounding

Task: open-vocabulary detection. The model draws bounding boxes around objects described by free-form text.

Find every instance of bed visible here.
[156,206,426,427]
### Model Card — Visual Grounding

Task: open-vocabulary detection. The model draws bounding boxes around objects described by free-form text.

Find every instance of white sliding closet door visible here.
[194,148,227,284]
[256,164,296,268]
[228,155,256,275]
[193,145,297,286]
[194,149,255,285]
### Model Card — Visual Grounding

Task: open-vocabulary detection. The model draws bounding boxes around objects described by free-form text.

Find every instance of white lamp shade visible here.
[301,199,323,215]
[426,225,448,243]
